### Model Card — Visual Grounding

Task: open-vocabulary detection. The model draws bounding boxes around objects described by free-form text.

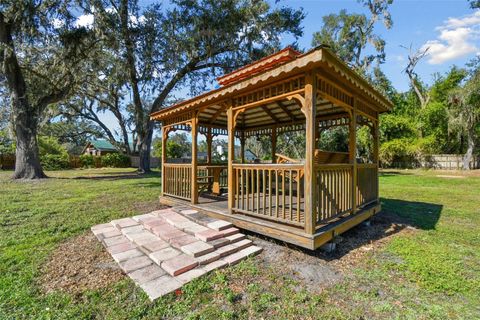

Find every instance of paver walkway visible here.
[91,207,262,300]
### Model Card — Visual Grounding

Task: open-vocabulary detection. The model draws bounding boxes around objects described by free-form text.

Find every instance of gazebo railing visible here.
[163,163,192,200]
[314,164,353,224]
[197,165,228,194]
[356,163,378,207]
[232,163,305,227]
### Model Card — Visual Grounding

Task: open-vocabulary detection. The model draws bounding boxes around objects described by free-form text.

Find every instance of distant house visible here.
[83,140,119,156]
[235,148,257,162]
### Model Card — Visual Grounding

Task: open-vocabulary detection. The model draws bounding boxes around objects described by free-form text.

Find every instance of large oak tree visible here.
[76,0,304,172]
[0,1,96,179]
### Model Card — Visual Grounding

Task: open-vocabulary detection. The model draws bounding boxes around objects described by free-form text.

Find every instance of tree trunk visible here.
[462,129,475,170]
[137,121,154,173]
[13,104,46,179]
[1,14,46,179]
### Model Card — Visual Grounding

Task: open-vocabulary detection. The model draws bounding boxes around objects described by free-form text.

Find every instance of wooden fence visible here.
[0,154,15,170]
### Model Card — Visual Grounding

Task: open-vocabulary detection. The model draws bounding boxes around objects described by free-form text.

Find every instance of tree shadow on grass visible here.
[248,198,442,262]
[55,171,161,181]
[379,170,414,177]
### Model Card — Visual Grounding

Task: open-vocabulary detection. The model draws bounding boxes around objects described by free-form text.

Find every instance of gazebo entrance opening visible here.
[152,47,392,249]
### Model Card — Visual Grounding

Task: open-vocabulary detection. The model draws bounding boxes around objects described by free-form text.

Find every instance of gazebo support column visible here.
[191,114,199,204]
[206,127,213,165]
[373,119,380,203]
[303,72,317,235]
[271,126,277,163]
[161,126,169,196]
[227,105,236,213]
[240,131,245,163]
[349,100,358,213]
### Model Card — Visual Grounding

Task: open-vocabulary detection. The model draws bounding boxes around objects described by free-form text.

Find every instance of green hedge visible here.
[101,153,131,168]
[40,154,70,170]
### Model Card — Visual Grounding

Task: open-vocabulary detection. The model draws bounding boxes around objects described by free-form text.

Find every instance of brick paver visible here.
[112,217,139,229]
[149,247,181,264]
[119,255,153,273]
[128,264,166,285]
[112,248,144,263]
[107,241,137,254]
[170,235,198,249]
[161,254,198,276]
[140,275,182,301]
[195,229,223,242]
[207,220,233,231]
[92,207,262,301]
[103,235,129,247]
[175,268,206,284]
[202,259,228,273]
[223,246,263,265]
[140,239,170,253]
[181,241,214,257]
[226,233,245,243]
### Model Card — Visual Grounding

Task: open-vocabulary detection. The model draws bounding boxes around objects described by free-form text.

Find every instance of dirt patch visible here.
[40,232,124,296]
[250,210,417,293]
[436,175,466,179]
[131,200,167,214]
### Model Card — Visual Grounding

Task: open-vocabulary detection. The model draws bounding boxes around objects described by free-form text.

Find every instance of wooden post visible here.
[349,99,357,213]
[303,72,317,235]
[373,118,379,203]
[227,105,236,213]
[271,126,277,163]
[191,114,199,204]
[161,126,168,196]
[240,131,246,164]
[206,127,213,165]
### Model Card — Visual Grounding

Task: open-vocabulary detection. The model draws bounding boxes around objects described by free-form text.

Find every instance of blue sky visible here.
[277,0,479,91]
[96,0,480,136]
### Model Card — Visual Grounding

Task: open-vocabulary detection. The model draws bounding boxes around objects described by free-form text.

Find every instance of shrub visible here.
[379,138,419,168]
[101,153,130,168]
[79,154,98,168]
[40,154,70,170]
[38,136,68,156]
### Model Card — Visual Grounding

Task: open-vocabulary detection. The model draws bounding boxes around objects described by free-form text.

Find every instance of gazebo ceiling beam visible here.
[276,100,299,121]
[261,105,281,122]
[241,110,350,133]
[207,104,228,124]
[232,88,305,112]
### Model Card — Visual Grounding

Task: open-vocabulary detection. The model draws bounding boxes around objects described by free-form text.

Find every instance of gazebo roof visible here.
[150,46,393,130]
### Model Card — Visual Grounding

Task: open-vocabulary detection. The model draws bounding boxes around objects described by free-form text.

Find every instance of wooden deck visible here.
[160,193,381,250]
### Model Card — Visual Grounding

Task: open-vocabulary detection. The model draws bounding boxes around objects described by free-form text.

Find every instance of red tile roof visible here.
[216,47,301,86]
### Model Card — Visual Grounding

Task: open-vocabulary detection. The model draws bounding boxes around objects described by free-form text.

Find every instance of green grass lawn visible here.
[1,168,479,319]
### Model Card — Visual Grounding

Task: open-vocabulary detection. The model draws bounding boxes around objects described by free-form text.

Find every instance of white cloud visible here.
[422,10,480,64]
[75,14,94,28]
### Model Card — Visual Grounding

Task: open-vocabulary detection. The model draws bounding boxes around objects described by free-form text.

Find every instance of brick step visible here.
[174,208,234,231]
[92,209,263,300]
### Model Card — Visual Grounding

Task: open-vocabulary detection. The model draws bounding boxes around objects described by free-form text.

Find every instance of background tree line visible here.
[1,0,479,179]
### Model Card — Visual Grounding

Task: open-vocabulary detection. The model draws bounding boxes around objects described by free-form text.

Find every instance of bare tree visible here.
[402,45,430,108]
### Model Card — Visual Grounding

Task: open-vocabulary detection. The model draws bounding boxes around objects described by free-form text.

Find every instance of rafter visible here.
[261,105,281,122]
[208,104,227,124]
[276,101,298,121]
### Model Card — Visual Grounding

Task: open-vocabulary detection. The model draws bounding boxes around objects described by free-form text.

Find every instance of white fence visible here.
[388,154,479,170]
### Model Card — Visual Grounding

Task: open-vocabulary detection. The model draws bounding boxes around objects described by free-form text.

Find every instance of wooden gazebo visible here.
[150,46,393,250]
